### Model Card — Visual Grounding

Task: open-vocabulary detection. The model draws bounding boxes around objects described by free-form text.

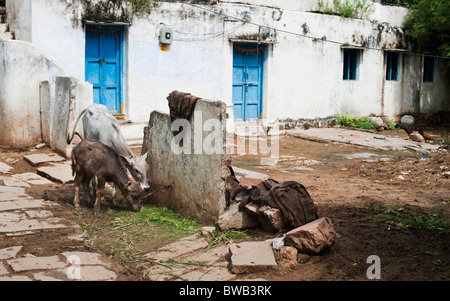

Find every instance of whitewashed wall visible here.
[4,0,448,144]
[0,37,73,145]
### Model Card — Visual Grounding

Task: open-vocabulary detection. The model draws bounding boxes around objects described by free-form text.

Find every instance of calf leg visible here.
[82,177,94,205]
[73,173,82,210]
[94,178,106,213]
[91,177,97,198]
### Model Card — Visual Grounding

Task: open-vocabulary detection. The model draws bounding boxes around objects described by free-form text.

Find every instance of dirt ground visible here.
[231,127,450,281]
[1,127,449,281]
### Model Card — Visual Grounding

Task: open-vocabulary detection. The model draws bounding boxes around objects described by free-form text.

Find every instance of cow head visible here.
[126,152,150,191]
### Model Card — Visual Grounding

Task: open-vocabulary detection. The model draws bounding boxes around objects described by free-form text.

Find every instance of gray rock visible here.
[278,246,298,269]
[285,217,337,254]
[259,205,288,232]
[217,203,259,231]
[369,117,384,127]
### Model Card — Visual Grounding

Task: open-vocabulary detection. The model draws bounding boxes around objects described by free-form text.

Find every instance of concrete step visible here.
[119,121,147,146]
[234,121,284,137]
[0,23,13,40]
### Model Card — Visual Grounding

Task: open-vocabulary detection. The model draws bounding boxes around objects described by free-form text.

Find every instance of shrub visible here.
[318,0,374,19]
[334,114,377,130]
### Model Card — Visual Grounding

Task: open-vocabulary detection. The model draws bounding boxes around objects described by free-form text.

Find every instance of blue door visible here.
[85,24,123,114]
[232,43,265,121]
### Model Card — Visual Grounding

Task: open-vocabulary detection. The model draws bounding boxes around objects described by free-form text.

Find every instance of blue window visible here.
[423,56,435,82]
[343,49,358,80]
[386,52,399,81]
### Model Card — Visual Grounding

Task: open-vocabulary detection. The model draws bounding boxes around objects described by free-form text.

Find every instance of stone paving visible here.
[287,127,440,152]
[0,156,119,281]
[0,149,273,281]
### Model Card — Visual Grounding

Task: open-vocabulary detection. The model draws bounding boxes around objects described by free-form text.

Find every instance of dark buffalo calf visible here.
[71,139,142,212]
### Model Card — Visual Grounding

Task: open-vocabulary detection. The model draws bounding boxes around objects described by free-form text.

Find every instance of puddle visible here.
[339,152,392,162]
[341,152,379,159]
[288,166,314,171]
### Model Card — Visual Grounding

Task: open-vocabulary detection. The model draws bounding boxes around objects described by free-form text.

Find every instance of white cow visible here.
[67,103,150,191]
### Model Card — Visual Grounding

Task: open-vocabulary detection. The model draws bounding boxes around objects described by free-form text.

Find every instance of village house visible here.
[0,0,449,148]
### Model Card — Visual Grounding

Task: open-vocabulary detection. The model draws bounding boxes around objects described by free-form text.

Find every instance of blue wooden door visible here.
[232,44,264,121]
[85,25,123,114]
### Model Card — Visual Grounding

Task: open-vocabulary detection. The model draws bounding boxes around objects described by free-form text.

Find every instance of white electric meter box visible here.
[159,27,173,45]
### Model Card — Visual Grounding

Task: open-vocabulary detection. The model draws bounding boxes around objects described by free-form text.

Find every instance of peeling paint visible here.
[351,22,407,50]
[62,0,133,28]
[275,117,335,130]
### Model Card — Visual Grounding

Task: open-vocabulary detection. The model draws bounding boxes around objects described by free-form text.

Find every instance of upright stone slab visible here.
[39,81,52,146]
[143,99,230,224]
[52,77,92,158]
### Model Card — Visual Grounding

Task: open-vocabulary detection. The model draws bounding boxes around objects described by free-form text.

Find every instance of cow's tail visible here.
[67,108,87,144]
[71,151,76,177]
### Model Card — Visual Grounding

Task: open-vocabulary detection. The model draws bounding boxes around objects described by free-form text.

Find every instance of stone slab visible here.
[229,241,277,274]
[37,164,74,184]
[145,264,186,281]
[23,153,65,166]
[232,166,270,181]
[0,246,22,260]
[144,233,209,262]
[25,210,53,219]
[13,173,53,185]
[7,255,68,272]
[287,128,440,152]
[0,199,48,212]
[143,101,229,225]
[0,275,32,281]
[76,265,117,281]
[34,265,116,281]
[33,271,65,281]
[0,212,66,233]
[61,252,105,266]
[181,267,235,281]
[0,262,8,275]
[2,178,30,188]
[0,186,29,201]
[180,244,229,266]
[0,162,13,174]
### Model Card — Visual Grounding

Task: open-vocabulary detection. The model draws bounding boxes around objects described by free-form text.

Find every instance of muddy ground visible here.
[1,127,449,281]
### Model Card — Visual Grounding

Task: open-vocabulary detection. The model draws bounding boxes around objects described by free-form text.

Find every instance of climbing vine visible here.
[126,0,158,16]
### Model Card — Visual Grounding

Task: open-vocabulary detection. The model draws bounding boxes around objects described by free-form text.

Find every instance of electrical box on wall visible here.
[159,27,173,45]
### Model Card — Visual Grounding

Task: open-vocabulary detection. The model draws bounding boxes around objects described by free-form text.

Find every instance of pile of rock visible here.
[220,169,337,274]
[219,201,338,273]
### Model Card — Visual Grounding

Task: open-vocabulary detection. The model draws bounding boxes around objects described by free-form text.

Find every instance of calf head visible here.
[124,181,143,211]
[125,153,150,191]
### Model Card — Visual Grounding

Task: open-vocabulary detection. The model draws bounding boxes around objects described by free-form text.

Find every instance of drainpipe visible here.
[400,54,405,114]
[381,52,386,116]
